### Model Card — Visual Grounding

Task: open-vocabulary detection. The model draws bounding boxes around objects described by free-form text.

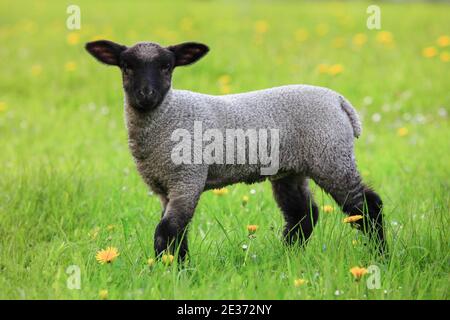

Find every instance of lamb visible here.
[85,40,386,260]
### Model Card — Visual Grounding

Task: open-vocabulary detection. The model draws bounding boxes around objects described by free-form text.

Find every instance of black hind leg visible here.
[342,185,386,253]
[312,165,386,254]
[271,176,319,245]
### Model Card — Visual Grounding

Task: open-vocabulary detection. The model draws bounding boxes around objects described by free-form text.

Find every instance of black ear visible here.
[85,40,127,66]
[167,42,209,67]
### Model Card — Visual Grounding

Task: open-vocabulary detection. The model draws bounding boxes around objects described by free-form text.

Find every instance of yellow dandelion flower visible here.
[440,51,450,62]
[397,127,409,137]
[294,28,309,42]
[162,254,174,265]
[254,20,269,34]
[343,215,363,223]
[294,278,307,287]
[322,205,334,213]
[332,37,345,49]
[422,46,437,58]
[317,63,329,74]
[218,74,231,86]
[247,224,258,234]
[350,266,368,280]
[220,85,231,94]
[64,61,77,72]
[242,195,250,206]
[99,289,108,300]
[31,64,42,76]
[352,33,367,47]
[352,239,359,246]
[66,32,80,45]
[212,187,229,196]
[376,31,394,45]
[0,101,7,112]
[95,247,120,264]
[328,64,344,76]
[437,35,450,47]
[316,23,329,37]
[147,258,155,267]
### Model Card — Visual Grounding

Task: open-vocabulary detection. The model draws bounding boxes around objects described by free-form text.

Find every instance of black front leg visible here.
[154,188,201,261]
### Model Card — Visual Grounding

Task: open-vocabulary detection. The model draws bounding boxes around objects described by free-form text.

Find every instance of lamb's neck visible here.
[124,89,175,136]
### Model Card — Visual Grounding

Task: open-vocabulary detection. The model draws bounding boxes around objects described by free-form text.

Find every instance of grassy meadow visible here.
[0,0,449,299]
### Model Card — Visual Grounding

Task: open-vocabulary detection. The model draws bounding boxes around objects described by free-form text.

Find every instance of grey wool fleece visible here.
[125,84,364,208]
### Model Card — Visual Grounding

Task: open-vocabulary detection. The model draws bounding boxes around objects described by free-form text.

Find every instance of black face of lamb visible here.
[85,40,209,112]
[120,45,174,111]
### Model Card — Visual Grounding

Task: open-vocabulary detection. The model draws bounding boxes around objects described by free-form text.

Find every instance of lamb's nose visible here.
[139,87,155,98]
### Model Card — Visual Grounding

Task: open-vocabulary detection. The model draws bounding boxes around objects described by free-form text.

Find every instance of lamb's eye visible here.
[161,63,171,72]
[122,64,132,74]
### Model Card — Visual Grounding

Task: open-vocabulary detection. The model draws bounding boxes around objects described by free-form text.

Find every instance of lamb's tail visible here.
[339,96,362,138]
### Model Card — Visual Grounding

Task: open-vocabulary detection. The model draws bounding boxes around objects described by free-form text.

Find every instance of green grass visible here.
[0,0,449,299]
